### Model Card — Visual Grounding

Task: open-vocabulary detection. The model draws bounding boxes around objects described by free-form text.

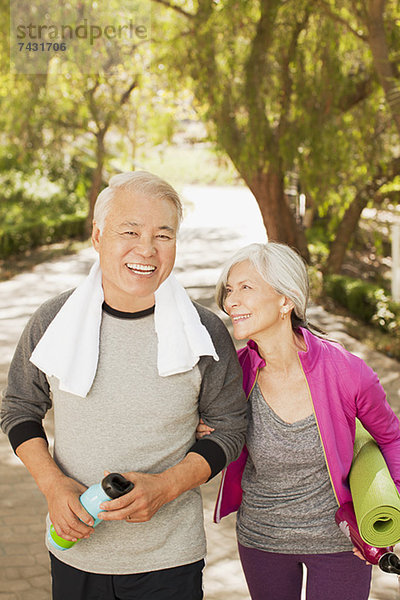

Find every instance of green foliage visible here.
[0,0,188,240]
[0,0,399,269]
[0,214,86,259]
[323,274,400,333]
[306,221,331,267]
[308,265,324,300]
[0,170,88,258]
[150,0,400,266]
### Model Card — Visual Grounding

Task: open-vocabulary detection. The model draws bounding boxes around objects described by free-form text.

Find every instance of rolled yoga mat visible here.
[349,420,400,547]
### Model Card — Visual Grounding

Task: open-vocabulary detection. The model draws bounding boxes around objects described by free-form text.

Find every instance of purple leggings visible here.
[238,543,372,600]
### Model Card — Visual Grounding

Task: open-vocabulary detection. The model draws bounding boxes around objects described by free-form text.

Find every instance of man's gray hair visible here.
[215,242,310,328]
[93,171,183,233]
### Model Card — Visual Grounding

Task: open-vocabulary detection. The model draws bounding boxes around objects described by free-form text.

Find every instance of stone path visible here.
[1,185,399,598]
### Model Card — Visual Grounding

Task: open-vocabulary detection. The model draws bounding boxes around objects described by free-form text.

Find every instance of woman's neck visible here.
[253,325,306,374]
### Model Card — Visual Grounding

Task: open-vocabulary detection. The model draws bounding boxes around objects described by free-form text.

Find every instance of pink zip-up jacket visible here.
[214,327,400,523]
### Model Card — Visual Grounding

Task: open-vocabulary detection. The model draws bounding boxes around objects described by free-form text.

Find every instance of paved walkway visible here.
[1,185,400,598]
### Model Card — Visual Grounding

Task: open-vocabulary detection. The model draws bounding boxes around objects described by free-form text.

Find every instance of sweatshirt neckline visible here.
[102,302,155,320]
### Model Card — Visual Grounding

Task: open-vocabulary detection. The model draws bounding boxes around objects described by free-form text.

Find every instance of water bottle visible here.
[48,472,134,551]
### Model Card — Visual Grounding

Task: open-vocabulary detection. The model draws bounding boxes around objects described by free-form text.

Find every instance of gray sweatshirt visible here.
[1,291,247,574]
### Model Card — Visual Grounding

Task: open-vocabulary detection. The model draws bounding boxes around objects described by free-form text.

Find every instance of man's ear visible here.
[92,221,101,252]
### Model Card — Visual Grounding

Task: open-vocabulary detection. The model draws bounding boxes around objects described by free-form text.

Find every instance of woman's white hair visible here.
[216,242,310,329]
[93,171,183,233]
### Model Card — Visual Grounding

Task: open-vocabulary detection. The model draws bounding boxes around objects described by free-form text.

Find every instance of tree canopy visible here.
[150,0,400,266]
[1,0,399,273]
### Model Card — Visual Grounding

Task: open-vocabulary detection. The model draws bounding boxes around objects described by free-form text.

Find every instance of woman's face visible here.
[224,260,287,341]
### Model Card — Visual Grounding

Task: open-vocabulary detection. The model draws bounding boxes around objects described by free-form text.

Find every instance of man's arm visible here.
[16,438,94,541]
[1,291,73,438]
[194,305,247,465]
[1,291,93,541]
[99,453,211,522]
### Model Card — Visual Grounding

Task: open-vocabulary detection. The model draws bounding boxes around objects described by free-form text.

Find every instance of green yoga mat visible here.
[349,420,400,547]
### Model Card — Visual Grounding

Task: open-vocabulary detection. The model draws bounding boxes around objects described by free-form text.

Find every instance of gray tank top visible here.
[237,383,351,554]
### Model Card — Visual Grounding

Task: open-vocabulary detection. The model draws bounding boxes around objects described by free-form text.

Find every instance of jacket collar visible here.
[297,327,322,373]
[246,339,266,369]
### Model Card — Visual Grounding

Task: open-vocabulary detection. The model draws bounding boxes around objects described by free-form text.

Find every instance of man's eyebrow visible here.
[158,225,176,233]
[119,221,141,228]
[118,222,176,233]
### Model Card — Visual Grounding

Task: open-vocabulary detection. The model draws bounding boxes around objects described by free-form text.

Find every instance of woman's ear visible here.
[281,297,295,312]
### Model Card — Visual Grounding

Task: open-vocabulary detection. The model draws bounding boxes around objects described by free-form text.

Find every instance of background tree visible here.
[1,0,399,276]
[152,0,313,256]
[318,0,400,137]
[0,0,180,234]
[151,0,399,268]
[311,0,400,271]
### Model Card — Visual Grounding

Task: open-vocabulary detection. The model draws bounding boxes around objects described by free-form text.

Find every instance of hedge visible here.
[0,214,86,259]
[323,274,400,334]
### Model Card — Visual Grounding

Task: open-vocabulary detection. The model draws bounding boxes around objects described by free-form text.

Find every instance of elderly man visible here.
[1,172,247,600]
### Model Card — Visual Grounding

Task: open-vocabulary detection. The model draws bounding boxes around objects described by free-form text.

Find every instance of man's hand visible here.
[99,453,212,524]
[98,471,169,523]
[15,437,94,542]
[45,474,95,541]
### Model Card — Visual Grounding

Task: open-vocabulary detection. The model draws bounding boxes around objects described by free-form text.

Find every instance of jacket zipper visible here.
[214,367,259,522]
[296,354,340,507]
[247,368,259,400]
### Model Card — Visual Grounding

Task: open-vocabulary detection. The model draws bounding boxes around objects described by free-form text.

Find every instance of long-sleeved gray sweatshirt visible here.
[1,291,246,574]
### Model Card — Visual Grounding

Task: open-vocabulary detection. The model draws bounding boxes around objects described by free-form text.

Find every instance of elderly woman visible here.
[198,242,400,600]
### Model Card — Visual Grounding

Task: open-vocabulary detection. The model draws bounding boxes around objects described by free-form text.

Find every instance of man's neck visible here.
[102,290,156,313]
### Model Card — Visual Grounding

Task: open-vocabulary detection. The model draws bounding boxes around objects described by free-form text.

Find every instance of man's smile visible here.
[125,263,157,275]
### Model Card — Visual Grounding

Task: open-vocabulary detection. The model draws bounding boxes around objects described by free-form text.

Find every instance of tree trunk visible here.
[367,0,400,138]
[245,167,310,261]
[325,193,369,274]
[326,156,400,273]
[83,79,138,238]
[85,133,106,237]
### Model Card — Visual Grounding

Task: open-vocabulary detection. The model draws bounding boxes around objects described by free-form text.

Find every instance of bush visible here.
[0,214,86,259]
[323,274,400,334]
[0,169,89,259]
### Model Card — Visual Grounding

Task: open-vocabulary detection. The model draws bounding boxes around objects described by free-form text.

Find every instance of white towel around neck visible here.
[30,259,219,397]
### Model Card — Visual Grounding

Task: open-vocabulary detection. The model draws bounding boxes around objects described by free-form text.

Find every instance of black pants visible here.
[50,554,204,600]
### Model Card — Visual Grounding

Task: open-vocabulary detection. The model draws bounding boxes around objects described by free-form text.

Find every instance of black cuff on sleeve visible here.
[8,421,48,454]
[188,438,227,481]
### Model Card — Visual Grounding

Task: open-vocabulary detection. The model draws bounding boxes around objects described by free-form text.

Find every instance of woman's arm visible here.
[355,360,400,490]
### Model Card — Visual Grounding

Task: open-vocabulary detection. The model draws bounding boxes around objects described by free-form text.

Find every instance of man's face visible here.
[92,190,178,312]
